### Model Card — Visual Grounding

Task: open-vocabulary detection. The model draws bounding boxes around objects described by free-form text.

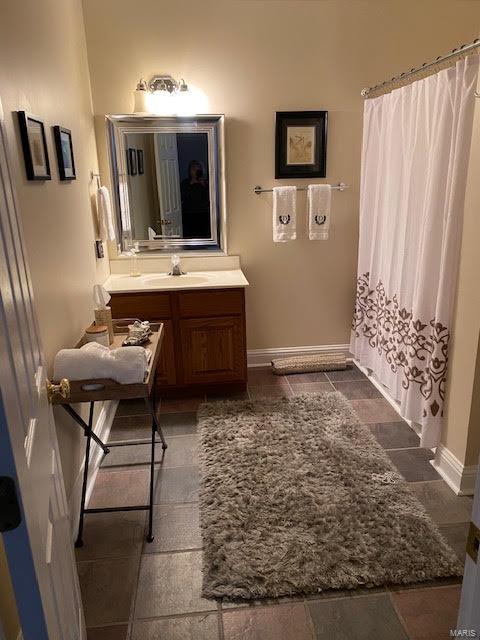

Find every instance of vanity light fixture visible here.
[133,75,207,116]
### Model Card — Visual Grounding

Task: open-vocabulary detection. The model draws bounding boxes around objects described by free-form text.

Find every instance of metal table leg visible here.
[62,403,110,455]
[75,402,95,548]
[144,388,168,543]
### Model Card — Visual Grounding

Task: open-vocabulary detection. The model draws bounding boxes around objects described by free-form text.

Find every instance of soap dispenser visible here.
[129,241,141,277]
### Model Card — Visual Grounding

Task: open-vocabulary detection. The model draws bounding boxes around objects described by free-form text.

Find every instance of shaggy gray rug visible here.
[198,392,461,600]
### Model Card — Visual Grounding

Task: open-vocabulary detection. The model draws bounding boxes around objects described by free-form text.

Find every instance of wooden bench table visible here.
[51,323,167,547]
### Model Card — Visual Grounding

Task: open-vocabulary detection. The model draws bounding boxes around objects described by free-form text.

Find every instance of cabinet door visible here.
[156,319,176,386]
[180,316,246,384]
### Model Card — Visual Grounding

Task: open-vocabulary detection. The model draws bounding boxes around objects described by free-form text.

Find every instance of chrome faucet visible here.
[168,254,185,276]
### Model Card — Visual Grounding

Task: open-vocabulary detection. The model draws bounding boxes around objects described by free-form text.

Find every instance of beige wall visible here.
[442,68,480,468]
[83,0,480,351]
[0,0,109,500]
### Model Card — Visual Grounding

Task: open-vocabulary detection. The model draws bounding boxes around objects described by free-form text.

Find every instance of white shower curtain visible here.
[350,56,479,448]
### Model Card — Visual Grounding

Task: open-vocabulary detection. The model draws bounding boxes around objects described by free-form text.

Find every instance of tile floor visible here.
[76,364,472,639]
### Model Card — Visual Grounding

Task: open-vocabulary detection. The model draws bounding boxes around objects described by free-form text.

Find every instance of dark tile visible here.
[439,523,470,561]
[89,469,150,509]
[248,385,293,400]
[160,412,198,437]
[143,503,202,553]
[87,625,129,640]
[369,422,420,449]
[409,481,473,524]
[86,625,129,640]
[75,511,146,560]
[155,466,200,504]
[387,449,440,482]
[286,371,329,384]
[116,398,149,416]
[134,551,215,617]
[390,585,461,640]
[160,397,204,414]
[290,382,334,395]
[223,603,313,640]
[333,380,382,399]
[78,558,138,626]
[325,364,367,381]
[109,414,151,442]
[307,594,408,640]
[247,367,288,386]
[102,435,198,469]
[131,614,220,639]
[350,398,401,424]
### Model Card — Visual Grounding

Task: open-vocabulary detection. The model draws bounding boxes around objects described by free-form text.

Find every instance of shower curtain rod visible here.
[361,38,480,98]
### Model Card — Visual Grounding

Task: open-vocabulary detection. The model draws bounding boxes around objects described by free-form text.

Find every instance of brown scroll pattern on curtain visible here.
[352,272,449,418]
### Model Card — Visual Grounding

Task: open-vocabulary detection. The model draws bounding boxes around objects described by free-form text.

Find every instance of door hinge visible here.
[0,476,22,532]
[466,521,480,563]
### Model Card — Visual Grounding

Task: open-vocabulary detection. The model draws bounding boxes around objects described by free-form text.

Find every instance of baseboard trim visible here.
[431,443,477,496]
[68,400,118,538]
[247,343,351,368]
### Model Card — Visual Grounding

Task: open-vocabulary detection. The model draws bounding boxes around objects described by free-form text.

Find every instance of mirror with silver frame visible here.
[106,114,226,252]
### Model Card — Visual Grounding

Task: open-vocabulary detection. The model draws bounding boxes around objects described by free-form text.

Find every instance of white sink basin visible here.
[103,269,249,293]
[141,274,210,287]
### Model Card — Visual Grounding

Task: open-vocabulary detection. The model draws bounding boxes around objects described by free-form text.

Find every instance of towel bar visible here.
[254,182,348,194]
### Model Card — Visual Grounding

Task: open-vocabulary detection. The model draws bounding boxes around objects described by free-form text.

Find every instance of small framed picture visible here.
[275,111,328,179]
[137,149,144,175]
[17,111,51,181]
[53,126,76,180]
[127,148,137,176]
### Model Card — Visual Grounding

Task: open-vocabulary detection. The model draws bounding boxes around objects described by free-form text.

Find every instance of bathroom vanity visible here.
[102,112,248,395]
[105,270,248,394]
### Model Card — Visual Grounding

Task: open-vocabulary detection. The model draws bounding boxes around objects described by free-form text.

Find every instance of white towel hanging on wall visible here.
[307,184,331,240]
[272,186,296,242]
[97,186,116,241]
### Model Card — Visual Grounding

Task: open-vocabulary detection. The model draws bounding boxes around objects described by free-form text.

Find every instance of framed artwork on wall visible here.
[127,147,137,176]
[17,111,51,181]
[275,111,328,179]
[137,149,144,175]
[53,126,76,180]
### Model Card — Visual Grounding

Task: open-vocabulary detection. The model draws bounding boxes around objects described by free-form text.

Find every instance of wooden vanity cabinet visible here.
[109,288,247,393]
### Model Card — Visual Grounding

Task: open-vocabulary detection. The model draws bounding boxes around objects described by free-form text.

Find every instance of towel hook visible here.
[91,171,101,188]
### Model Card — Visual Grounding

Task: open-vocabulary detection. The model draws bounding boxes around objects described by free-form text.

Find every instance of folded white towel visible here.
[97,186,116,241]
[307,184,331,240]
[272,186,296,242]
[53,342,148,384]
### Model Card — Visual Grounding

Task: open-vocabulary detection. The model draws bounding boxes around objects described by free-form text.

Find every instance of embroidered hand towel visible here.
[308,184,331,240]
[273,186,296,242]
[97,186,116,241]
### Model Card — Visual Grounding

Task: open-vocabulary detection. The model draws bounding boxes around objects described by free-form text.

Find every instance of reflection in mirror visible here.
[106,115,225,252]
[125,132,211,240]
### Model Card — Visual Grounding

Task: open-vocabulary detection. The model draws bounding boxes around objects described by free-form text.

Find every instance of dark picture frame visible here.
[17,111,51,181]
[137,149,144,175]
[127,147,137,176]
[53,126,76,180]
[275,111,328,179]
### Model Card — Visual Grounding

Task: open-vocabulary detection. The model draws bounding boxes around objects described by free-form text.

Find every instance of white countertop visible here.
[103,269,249,294]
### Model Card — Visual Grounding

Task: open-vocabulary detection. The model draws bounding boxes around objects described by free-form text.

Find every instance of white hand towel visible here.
[53,343,148,384]
[97,186,116,241]
[272,186,296,242]
[307,184,331,240]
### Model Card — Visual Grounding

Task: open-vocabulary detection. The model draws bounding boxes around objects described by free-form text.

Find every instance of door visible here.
[154,133,183,237]
[180,316,246,384]
[0,100,84,639]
